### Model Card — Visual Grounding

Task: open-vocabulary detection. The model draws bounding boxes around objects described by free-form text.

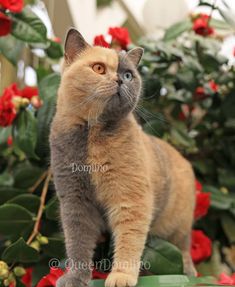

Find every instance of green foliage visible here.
[142,237,183,275]
[10,7,47,44]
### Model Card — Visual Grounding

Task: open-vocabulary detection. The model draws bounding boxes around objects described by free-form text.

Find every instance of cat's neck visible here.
[51,111,137,137]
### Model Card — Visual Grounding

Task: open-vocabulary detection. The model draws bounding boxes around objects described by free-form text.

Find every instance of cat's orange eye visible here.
[92,63,106,74]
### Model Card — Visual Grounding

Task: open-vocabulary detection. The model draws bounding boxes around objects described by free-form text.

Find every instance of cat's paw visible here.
[56,273,88,287]
[105,272,137,287]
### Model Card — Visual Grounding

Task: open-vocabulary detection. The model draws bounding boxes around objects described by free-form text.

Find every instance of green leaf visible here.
[7,194,40,214]
[222,92,235,119]
[142,237,183,275]
[0,172,14,187]
[218,168,235,189]
[0,204,34,236]
[210,18,232,31]
[13,161,44,189]
[45,196,59,220]
[36,73,60,159]
[170,126,195,148]
[203,185,235,210]
[221,213,235,244]
[0,35,24,65]
[10,7,47,43]
[163,20,192,42]
[0,127,12,147]
[218,7,235,30]
[0,187,26,205]
[14,110,38,159]
[45,40,63,59]
[2,237,39,263]
[42,237,65,259]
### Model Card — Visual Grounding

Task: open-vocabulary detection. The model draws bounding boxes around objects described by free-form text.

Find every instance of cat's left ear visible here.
[127,47,144,66]
[64,28,90,64]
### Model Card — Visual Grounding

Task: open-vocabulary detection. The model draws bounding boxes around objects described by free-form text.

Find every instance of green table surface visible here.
[91,275,226,287]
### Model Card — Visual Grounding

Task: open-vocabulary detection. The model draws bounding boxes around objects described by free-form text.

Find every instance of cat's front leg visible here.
[56,193,103,287]
[104,186,153,287]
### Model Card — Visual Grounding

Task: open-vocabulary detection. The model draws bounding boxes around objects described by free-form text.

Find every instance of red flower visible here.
[209,80,218,93]
[0,12,12,36]
[194,80,218,100]
[195,191,210,220]
[108,27,131,49]
[36,268,64,287]
[233,47,235,57]
[53,37,61,43]
[93,35,110,48]
[22,268,33,287]
[195,179,202,192]
[92,269,109,279]
[21,86,39,100]
[191,230,212,264]
[0,0,24,13]
[7,135,13,146]
[218,273,235,285]
[193,14,214,36]
[0,84,18,127]
[194,180,210,220]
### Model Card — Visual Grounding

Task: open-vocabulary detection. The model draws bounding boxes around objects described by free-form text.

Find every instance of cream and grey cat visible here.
[50,28,196,287]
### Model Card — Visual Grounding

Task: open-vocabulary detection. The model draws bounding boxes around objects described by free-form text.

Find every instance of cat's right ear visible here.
[64,28,90,64]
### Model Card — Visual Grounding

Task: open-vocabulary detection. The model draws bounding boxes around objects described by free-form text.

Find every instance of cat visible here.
[50,28,196,287]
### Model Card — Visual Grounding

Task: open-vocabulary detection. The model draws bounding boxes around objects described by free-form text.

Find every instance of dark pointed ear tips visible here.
[127,47,144,66]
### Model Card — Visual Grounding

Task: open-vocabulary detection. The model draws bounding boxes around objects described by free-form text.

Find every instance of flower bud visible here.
[12,96,22,111]
[13,266,26,277]
[220,187,228,194]
[0,269,9,280]
[0,261,8,270]
[21,98,30,107]
[30,241,40,251]
[3,272,15,287]
[31,96,43,109]
[37,235,49,245]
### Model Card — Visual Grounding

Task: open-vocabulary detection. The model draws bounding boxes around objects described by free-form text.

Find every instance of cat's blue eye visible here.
[123,71,133,81]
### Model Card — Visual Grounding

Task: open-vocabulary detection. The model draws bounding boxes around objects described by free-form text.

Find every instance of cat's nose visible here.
[116,76,123,86]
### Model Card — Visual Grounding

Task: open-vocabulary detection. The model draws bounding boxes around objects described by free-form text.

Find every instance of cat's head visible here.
[57,28,143,126]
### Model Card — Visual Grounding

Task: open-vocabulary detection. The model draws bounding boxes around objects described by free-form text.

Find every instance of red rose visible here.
[0,0,24,13]
[22,268,33,287]
[0,12,12,36]
[21,86,39,99]
[191,230,212,264]
[218,273,235,285]
[93,35,110,48]
[108,27,131,49]
[193,14,214,36]
[0,84,18,127]
[36,268,64,287]
[92,269,109,279]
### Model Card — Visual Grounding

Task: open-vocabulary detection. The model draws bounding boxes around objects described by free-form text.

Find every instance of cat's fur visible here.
[50,28,196,287]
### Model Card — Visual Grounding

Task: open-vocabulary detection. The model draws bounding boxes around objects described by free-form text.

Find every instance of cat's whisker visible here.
[134,107,161,136]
